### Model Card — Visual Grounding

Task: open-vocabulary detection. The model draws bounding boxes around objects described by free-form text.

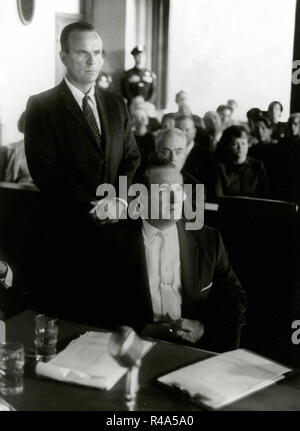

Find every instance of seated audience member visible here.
[216,104,234,130]
[5,112,32,184]
[176,116,215,198]
[161,113,176,130]
[285,112,300,141]
[155,128,203,207]
[130,96,160,133]
[227,99,238,114]
[201,111,223,152]
[131,108,155,166]
[246,108,263,146]
[215,126,269,198]
[104,159,247,352]
[170,91,203,128]
[267,101,286,140]
[248,116,278,183]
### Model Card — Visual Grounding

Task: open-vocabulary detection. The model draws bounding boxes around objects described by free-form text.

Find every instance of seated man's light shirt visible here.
[142,220,182,322]
[64,77,101,132]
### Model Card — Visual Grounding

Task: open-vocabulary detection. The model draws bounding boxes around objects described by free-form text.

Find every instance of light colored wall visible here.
[93,0,129,95]
[167,0,296,121]
[0,0,81,145]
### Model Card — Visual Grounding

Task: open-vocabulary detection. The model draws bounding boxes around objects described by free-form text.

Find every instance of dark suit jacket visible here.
[103,220,247,351]
[25,80,140,216]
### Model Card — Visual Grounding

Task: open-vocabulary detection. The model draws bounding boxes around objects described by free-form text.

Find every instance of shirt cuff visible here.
[0,264,13,289]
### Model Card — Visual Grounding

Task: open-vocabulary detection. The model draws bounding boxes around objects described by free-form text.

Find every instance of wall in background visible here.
[0,0,83,145]
[167,0,296,121]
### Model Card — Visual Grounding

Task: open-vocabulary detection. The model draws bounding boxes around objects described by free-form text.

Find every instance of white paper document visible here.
[158,349,292,409]
[36,331,154,390]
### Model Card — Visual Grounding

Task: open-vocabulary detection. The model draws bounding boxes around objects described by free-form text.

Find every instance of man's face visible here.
[157,135,187,170]
[229,133,249,164]
[257,121,272,142]
[61,30,103,89]
[131,109,148,129]
[145,167,184,222]
[269,103,282,122]
[176,92,188,109]
[178,118,196,145]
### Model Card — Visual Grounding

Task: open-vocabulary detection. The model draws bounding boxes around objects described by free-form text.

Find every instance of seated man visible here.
[104,159,247,352]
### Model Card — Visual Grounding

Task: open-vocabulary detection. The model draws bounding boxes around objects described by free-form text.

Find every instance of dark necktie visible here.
[82,95,102,149]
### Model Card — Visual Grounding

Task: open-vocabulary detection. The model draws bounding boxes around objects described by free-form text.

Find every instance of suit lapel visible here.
[177,221,199,316]
[57,81,104,157]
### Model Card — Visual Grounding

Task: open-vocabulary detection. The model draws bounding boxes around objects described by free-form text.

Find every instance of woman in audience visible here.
[131,108,155,166]
[214,125,269,198]
[267,101,286,140]
[285,112,300,140]
[246,108,262,146]
[248,115,277,159]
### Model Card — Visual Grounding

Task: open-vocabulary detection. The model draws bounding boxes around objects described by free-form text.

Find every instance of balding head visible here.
[156,128,188,170]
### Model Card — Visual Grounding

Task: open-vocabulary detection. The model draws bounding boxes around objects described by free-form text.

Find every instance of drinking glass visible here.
[0,343,24,395]
[34,314,58,362]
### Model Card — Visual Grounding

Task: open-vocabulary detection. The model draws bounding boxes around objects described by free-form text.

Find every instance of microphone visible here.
[108,326,143,410]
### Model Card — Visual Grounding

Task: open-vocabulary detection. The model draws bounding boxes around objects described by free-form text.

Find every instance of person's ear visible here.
[60,51,67,66]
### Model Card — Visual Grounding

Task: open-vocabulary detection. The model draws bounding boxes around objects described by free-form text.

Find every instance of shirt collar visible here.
[142,220,177,243]
[64,77,96,108]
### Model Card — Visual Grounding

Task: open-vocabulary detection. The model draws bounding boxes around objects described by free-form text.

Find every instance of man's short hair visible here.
[134,157,179,189]
[60,21,98,52]
[217,104,233,114]
[156,128,187,150]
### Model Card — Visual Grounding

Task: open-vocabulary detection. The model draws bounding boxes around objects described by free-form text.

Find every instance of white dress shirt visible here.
[142,220,182,322]
[64,77,101,132]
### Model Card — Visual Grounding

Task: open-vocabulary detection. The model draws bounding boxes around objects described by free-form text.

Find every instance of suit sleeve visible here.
[201,229,247,350]
[117,100,140,188]
[25,96,93,207]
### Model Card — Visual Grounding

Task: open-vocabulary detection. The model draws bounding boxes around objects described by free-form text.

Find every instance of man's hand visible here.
[90,198,127,224]
[0,260,8,278]
[173,319,205,344]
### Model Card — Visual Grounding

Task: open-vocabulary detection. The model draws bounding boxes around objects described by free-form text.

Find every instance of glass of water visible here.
[0,343,25,395]
[34,314,58,362]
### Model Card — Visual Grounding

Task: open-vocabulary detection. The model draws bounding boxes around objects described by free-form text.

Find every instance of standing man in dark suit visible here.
[25,22,140,222]
[104,159,247,352]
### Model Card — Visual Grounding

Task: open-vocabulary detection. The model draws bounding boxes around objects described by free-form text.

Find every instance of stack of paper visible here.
[36,331,154,390]
[158,349,292,409]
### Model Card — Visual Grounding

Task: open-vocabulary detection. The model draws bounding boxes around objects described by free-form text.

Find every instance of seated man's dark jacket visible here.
[102,219,247,351]
[24,80,140,218]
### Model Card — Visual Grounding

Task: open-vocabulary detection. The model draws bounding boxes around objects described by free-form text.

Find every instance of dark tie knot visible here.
[82,95,91,106]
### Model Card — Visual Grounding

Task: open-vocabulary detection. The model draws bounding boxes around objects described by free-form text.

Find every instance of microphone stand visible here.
[124,359,141,411]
